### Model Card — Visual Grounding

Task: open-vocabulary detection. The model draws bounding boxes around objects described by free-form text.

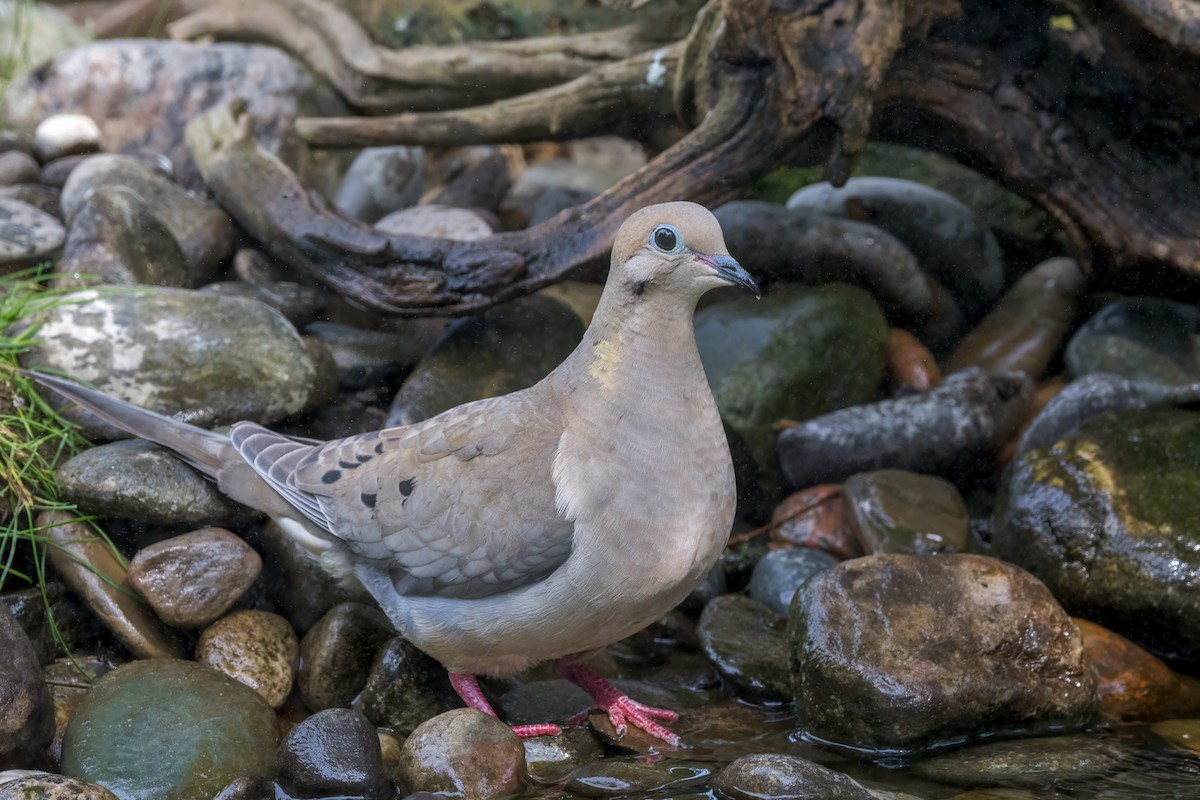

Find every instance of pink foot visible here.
[449,672,562,739]
[555,657,682,746]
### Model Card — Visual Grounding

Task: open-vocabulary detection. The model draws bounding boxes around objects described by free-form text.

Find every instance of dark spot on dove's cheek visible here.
[322,470,341,484]
[374,442,385,455]
[633,281,647,297]
[361,492,377,508]
[399,478,416,497]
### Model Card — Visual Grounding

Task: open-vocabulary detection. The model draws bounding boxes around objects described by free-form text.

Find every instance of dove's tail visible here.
[26,370,239,482]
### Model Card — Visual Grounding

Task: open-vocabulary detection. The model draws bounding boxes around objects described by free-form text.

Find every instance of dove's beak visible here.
[701,253,760,298]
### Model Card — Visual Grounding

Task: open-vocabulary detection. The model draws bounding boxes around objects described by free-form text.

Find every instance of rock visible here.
[258,520,374,633]
[61,154,235,282]
[375,204,493,241]
[305,322,430,391]
[522,727,602,784]
[842,470,969,555]
[778,369,1032,489]
[748,548,839,617]
[908,735,1130,788]
[276,708,392,800]
[1013,374,1151,460]
[210,776,273,800]
[993,408,1200,662]
[0,198,64,273]
[695,284,888,503]
[0,184,61,217]
[0,2,90,80]
[0,151,40,186]
[425,146,511,211]
[5,40,351,194]
[202,281,326,329]
[789,554,1098,754]
[768,487,862,560]
[60,659,278,800]
[43,656,116,766]
[947,258,1087,378]
[19,287,329,437]
[715,753,877,800]
[565,761,688,797]
[127,528,261,628]
[1152,719,1200,755]
[353,637,452,735]
[697,595,790,703]
[394,709,525,799]
[39,511,183,659]
[0,604,54,768]
[56,439,258,529]
[298,602,395,712]
[53,186,191,289]
[786,177,1006,320]
[38,155,90,189]
[528,186,597,226]
[0,771,118,800]
[1075,618,1200,722]
[335,146,424,223]
[33,114,102,162]
[1065,297,1200,393]
[387,294,584,426]
[678,561,727,616]
[195,610,298,709]
[0,582,82,665]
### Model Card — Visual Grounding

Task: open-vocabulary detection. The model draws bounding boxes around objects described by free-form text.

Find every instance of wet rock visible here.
[715,201,962,345]
[39,511,183,659]
[1152,719,1200,754]
[678,561,727,615]
[54,185,191,288]
[196,610,298,709]
[305,321,430,391]
[498,679,674,729]
[335,146,423,223]
[425,146,511,211]
[127,528,261,628]
[0,197,65,273]
[277,708,392,800]
[353,637,452,735]
[696,284,888,502]
[994,408,1200,662]
[789,554,1098,754]
[0,151,40,186]
[20,288,329,437]
[778,368,1033,489]
[748,548,839,617]
[715,753,877,800]
[0,582,82,665]
[394,709,525,799]
[4,41,350,194]
[768,487,862,560]
[698,595,790,703]
[1075,618,1200,722]
[786,177,1005,320]
[0,184,61,217]
[38,155,90,189]
[298,602,395,712]
[56,439,258,529]
[387,294,583,426]
[1065,297,1200,393]
[375,204,493,241]
[909,735,1130,788]
[33,114,102,162]
[61,154,235,282]
[0,771,118,800]
[887,328,942,392]
[0,2,90,80]
[44,656,116,765]
[1013,374,1151,460]
[202,281,326,329]
[842,470,969,555]
[522,727,602,783]
[210,776,274,800]
[0,604,53,768]
[259,520,374,633]
[565,760,688,797]
[60,659,277,800]
[947,258,1087,378]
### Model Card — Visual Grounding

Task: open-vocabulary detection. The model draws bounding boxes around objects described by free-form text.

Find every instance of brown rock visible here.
[0,603,54,768]
[1076,617,1200,722]
[395,709,526,799]
[196,610,298,709]
[769,486,862,560]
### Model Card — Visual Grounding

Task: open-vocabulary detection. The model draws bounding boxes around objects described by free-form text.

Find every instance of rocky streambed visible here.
[3,10,1200,800]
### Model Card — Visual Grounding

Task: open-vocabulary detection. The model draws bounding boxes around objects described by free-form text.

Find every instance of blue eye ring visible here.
[650,224,684,254]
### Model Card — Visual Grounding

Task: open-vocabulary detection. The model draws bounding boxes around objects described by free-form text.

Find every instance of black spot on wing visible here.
[356,453,373,463]
[322,470,341,484]
[361,492,377,508]
[399,478,416,497]
[338,459,361,470]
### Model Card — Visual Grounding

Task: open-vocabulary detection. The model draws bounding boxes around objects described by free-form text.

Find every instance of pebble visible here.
[768,486,863,560]
[394,709,526,800]
[908,735,1130,787]
[196,610,298,709]
[748,547,839,617]
[0,582,82,666]
[521,727,602,784]
[0,151,41,186]
[127,528,261,628]
[33,114,102,162]
[298,602,396,712]
[43,656,116,765]
[425,146,511,210]
[0,197,65,273]
[336,146,424,223]
[276,708,392,800]
[305,321,431,390]
[375,204,494,241]
[715,753,877,800]
[1066,296,1200,392]
[697,595,791,703]
[842,469,969,554]
[565,760,683,797]
[258,520,375,633]
[0,184,61,217]
[0,604,54,769]
[353,636,452,734]
[202,281,326,329]
[1075,618,1200,722]
[38,155,90,189]
[0,771,119,800]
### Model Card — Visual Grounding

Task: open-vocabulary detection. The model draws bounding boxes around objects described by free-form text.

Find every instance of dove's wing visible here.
[230,389,574,599]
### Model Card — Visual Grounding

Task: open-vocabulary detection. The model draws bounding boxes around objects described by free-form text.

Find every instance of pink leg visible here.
[449,672,561,738]
[555,656,682,746]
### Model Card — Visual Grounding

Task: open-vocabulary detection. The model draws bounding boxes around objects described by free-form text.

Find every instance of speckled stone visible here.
[394,709,525,799]
[196,610,298,709]
[0,198,65,273]
[0,771,119,800]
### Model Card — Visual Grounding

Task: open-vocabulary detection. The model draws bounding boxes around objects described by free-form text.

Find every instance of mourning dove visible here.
[31,201,759,744]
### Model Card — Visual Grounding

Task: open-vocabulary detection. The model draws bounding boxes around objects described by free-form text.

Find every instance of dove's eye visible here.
[651,224,683,253]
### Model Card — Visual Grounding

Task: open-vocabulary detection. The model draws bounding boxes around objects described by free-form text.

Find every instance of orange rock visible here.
[886,328,941,392]
[769,485,863,560]
[1076,617,1200,722]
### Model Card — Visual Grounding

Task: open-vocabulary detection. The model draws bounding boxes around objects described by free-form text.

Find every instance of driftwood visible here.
[170,0,1200,315]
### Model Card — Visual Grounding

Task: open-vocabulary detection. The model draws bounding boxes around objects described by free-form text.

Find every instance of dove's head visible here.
[611,201,759,302]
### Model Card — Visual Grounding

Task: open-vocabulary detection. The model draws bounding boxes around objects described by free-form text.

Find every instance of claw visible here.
[555,656,684,745]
